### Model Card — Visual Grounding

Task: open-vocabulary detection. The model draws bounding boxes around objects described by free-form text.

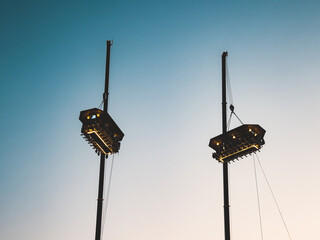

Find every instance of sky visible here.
[1,0,320,239]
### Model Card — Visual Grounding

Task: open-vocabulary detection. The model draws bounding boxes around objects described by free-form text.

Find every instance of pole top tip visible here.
[106,40,114,45]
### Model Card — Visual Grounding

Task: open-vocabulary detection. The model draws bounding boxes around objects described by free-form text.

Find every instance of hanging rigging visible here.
[209,52,266,163]
[79,108,124,155]
[208,51,266,240]
[78,40,124,240]
[209,124,265,163]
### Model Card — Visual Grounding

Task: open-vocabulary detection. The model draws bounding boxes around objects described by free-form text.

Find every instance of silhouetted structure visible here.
[209,52,265,240]
[80,108,124,155]
[209,124,265,163]
[79,41,124,240]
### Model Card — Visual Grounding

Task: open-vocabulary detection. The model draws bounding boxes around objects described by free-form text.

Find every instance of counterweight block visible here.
[209,124,265,163]
[79,108,124,155]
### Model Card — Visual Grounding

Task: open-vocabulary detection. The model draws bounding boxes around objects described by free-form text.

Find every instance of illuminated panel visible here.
[79,108,124,156]
[209,124,265,163]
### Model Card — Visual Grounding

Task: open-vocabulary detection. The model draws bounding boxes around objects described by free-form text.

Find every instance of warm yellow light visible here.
[87,116,90,119]
[97,114,100,117]
[233,136,236,139]
[220,145,259,162]
[95,142,108,155]
[87,130,113,153]
[217,142,220,146]
[249,129,252,132]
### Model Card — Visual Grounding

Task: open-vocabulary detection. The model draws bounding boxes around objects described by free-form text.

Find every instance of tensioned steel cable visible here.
[226,60,234,106]
[253,154,264,240]
[255,153,293,240]
[101,154,116,239]
[227,112,233,130]
[232,111,244,125]
[98,100,104,110]
[228,164,234,240]
[228,111,244,130]
[226,60,244,127]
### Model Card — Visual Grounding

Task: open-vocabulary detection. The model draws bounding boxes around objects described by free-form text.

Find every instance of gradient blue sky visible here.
[1,0,320,239]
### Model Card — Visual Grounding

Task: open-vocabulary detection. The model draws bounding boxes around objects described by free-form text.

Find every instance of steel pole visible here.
[95,155,106,240]
[103,40,111,112]
[222,51,230,240]
[95,40,112,240]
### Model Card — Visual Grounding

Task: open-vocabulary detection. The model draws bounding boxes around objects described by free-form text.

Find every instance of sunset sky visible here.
[1,1,320,239]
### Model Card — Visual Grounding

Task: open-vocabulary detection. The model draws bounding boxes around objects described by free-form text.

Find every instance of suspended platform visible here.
[79,108,124,155]
[209,124,265,163]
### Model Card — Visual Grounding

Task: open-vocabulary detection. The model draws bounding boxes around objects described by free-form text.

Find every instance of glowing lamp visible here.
[79,108,124,155]
[209,124,265,163]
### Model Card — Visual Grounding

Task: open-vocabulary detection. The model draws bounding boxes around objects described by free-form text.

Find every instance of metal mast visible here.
[209,52,265,240]
[222,51,231,240]
[95,40,112,240]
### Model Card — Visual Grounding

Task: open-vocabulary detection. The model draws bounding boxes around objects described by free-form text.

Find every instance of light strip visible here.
[220,145,259,161]
[87,130,113,153]
[95,142,108,155]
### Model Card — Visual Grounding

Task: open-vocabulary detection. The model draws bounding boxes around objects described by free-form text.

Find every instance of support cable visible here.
[98,100,104,110]
[227,110,244,130]
[255,153,293,240]
[253,154,264,240]
[227,112,233,130]
[228,164,234,240]
[232,111,244,125]
[226,60,234,106]
[101,154,116,239]
[226,60,244,127]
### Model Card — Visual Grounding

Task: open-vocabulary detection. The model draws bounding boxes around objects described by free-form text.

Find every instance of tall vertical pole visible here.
[95,40,112,240]
[222,51,231,240]
[104,40,111,112]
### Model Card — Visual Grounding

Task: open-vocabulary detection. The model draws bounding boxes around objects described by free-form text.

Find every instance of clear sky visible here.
[1,0,320,239]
